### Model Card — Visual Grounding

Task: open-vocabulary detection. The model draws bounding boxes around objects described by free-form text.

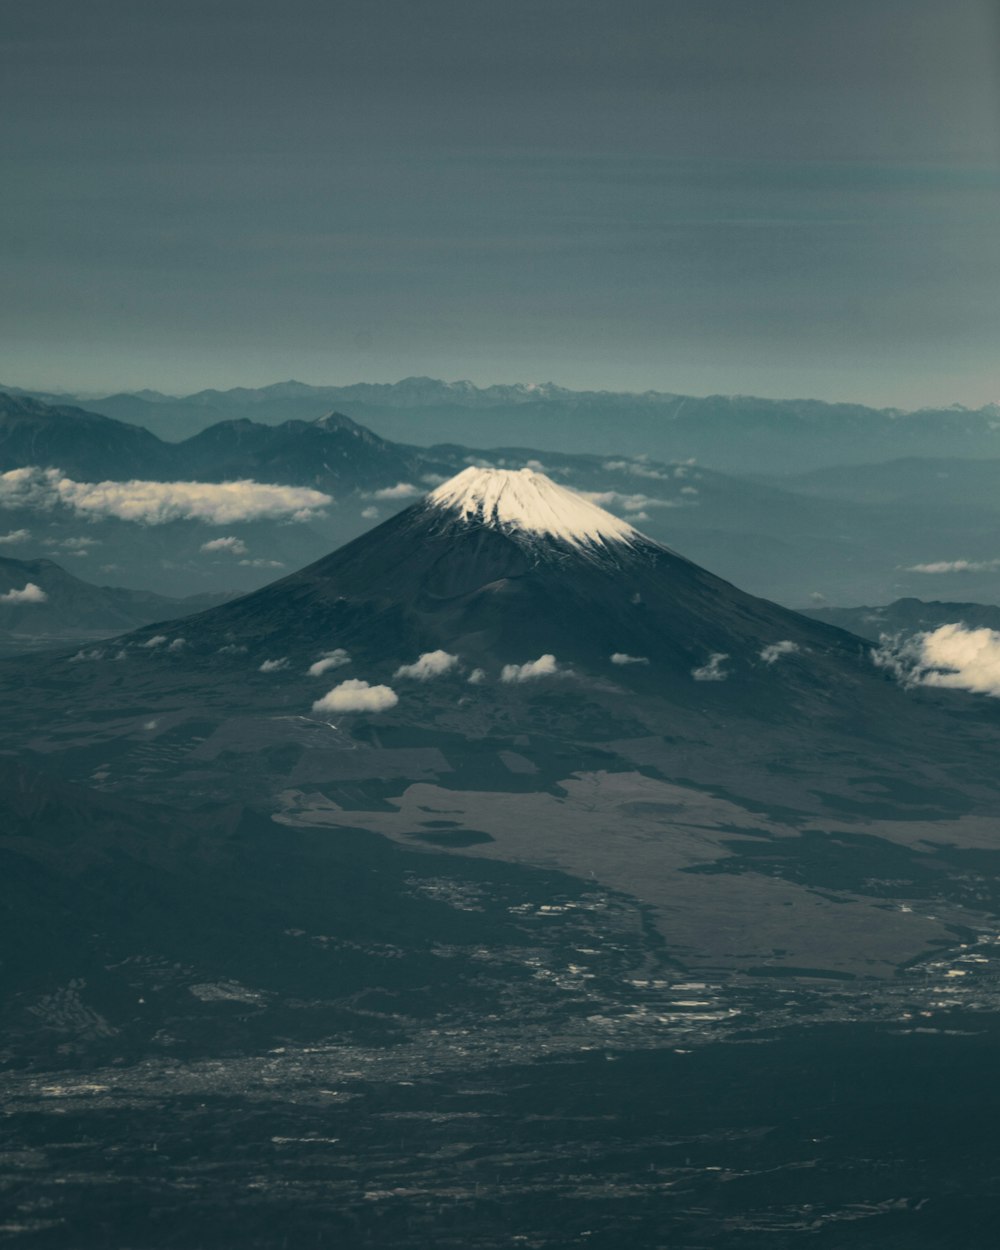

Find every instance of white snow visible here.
[427,466,643,550]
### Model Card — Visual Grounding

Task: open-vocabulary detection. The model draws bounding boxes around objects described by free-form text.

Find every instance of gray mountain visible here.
[19,376,1000,471]
[803,597,1000,642]
[0,554,235,646]
[0,392,169,479]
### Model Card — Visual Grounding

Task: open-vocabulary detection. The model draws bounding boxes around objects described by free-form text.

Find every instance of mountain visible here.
[162,465,871,709]
[21,377,1000,471]
[0,554,236,649]
[9,466,1000,1245]
[7,389,1000,611]
[804,597,1000,642]
[0,392,169,479]
[169,410,418,488]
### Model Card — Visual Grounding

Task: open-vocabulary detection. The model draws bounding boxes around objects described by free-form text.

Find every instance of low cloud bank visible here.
[308,649,351,677]
[501,654,558,683]
[0,581,47,604]
[312,679,399,714]
[0,529,30,545]
[395,650,459,680]
[692,653,729,682]
[875,623,1000,697]
[0,466,331,525]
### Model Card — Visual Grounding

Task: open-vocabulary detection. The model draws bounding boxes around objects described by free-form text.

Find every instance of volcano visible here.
[131,464,871,709]
[4,465,1000,993]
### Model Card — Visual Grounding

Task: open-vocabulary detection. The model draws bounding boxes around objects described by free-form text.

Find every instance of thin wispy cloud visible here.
[760,640,799,664]
[610,652,649,666]
[308,649,351,677]
[0,466,331,525]
[259,657,289,672]
[905,558,1000,574]
[372,482,421,500]
[692,653,729,682]
[0,529,30,544]
[201,536,248,555]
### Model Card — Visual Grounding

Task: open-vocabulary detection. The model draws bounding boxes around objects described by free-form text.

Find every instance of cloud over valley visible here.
[0,467,331,526]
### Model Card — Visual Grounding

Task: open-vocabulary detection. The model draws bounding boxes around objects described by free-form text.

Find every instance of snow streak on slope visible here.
[427,467,643,550]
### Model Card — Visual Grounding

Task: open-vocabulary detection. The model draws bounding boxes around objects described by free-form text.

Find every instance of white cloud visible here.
[610,652,648,665]
[312,679,399,715]
[239,558,284,568]
[141,634,168,648]
[692,653,729,682]
[0,581,47,604]
[905,558,1000,574]
[69,647,104,662]
[201,536,248,555]
[0,528,30,544]
[467,667,487,685]
[167,637,186,652]
[760,640,799,665]
[501,654,559,683]
[875,623,1000,697]
[579,490,684,512]
[395,650,459,680]
[259,657,289,672]
[217,643,247,654]
[361,506,379,520]
[308,649,351,677]
[372,482,421,500]
[601,459,671,481]
[0,466,331,525]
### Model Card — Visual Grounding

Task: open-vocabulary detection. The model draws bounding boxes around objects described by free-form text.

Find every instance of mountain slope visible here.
[0,555,235,642]
[0,392,170,479]
[151,466,868,713]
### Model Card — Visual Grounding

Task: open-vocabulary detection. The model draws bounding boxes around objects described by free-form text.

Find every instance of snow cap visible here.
[427,466,641,550]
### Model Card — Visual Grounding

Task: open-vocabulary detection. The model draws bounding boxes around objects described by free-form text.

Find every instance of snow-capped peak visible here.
[426,466,642,550]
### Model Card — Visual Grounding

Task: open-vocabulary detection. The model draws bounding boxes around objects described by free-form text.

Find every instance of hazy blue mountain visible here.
[0,554,236,649]
[15,377,1000,471]
[0,392,170,479]
[803,597,1000,641]
[6,391,1000,608]
[768,455,1000,511]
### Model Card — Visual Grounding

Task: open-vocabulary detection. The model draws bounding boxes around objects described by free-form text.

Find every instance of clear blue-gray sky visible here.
[3,0,1000,407]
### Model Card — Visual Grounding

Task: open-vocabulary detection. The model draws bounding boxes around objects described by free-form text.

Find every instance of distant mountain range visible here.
[803,597,1000,641]
[7,377,1000,472]
[4,389,1000,609]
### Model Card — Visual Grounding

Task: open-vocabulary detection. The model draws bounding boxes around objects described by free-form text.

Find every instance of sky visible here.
[3,0,1000,408]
